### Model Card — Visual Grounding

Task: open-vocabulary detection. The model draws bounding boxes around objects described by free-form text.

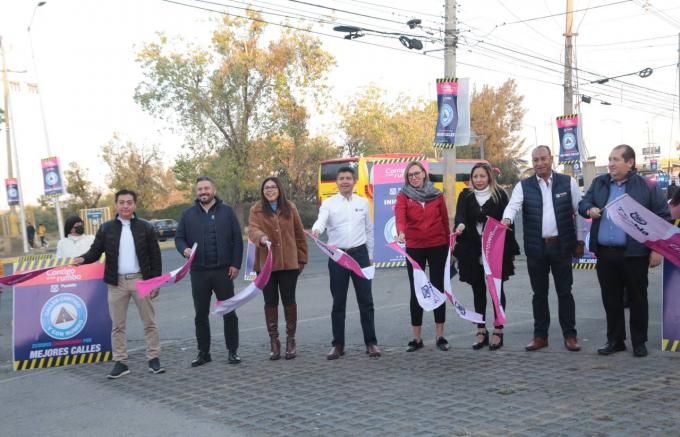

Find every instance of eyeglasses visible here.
[263,186,279,191]
[407,171,424,178]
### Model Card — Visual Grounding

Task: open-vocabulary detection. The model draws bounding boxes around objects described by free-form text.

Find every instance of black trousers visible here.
[263,270,299,308]
[595,246,649,346]
[328,245,377,346]
[526,242,577,339]
[406,244,448,326]
[471,277,506,329]
[190,269,238,353]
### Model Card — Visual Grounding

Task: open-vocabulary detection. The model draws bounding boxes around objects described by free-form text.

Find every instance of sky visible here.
[0,0,679,208]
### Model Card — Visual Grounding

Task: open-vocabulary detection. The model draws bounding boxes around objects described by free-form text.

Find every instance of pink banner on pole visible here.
[135,243,197,299]
[444,234,484,324]
[606,194,680,268]
[387,242,446,311]
[305,231,375,280]
[481,217,507,327]
[212,242,273,316]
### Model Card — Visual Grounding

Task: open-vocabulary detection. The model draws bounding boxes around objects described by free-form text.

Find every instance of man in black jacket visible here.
[176,176,244,366]
[579,144,670,357]
[75,189,163,379]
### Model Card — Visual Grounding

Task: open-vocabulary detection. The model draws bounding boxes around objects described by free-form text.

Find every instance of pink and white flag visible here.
[606,193,680,268]
[212,242,273,317]
[387,242,446,311]
[305,231,375,280]
[135,243,197,299]
[444,234,484,324]
[481,217,507,327]
[0,266,56,286]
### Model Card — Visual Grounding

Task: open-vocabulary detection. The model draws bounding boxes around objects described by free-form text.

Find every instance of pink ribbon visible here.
[135,243,197,299]
[305,231,375,280]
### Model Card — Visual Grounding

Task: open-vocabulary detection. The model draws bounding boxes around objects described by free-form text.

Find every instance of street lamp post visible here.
[28,1,65,239]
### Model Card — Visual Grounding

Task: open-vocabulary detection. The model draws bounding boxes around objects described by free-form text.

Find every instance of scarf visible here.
[473,186,491,207]
[401,181,442,203]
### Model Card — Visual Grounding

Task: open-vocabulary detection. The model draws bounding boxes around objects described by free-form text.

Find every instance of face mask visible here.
[74,225,85,235]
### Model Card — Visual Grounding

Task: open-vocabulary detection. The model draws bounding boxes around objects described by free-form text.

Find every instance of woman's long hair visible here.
[470,163,505,204]
[259,176,291,217]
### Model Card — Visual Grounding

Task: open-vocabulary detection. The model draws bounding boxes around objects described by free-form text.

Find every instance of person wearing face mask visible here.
[395,161,452,353]
[248,177,308,360]
[453,163,520,351]
[56,215,96,258]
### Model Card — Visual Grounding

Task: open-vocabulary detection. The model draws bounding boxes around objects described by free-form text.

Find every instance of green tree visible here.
[134,12,336,216]
[460,79,527,185]
[101,134,171,211]
[63,162,102,213]
[339,86,437,157]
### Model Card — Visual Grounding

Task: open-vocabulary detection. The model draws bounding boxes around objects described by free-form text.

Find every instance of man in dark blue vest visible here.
[502,146,584,352]
[579,145,669,357]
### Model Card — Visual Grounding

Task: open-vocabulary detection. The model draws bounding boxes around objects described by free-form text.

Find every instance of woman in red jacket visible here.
[395,161,451,352]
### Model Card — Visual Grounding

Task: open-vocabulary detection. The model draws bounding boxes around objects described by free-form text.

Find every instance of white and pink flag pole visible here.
[444,234,484,324]
[136,242,198,299]
[606,193,680,268]
[212,242,273,317]
[305,230,375,280]
[386,242,447,312]
[481,217,507,327]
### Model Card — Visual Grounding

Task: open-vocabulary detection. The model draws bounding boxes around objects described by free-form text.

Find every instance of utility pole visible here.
[28,2,65,240]
[1,36,29,253]
[562,0,576,178]
[1,37,12,178]
[442,0,457,226]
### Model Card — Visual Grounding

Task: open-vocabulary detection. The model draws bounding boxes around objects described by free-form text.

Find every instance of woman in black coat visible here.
[453,163,520,351]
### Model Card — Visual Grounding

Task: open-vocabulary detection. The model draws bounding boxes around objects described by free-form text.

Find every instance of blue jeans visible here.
[328,245,377,346]
[526,242,577,339]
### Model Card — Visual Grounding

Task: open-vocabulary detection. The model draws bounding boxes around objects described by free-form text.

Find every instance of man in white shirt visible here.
[502,146,584,352]
[312,166,380,359]
[75,189,163,379]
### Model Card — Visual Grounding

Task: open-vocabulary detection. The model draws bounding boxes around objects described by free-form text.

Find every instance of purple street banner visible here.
[13,262,112,371]
[481,217,507,327]
[41,156,64,196]
[213,242,272,316]
[306,231,375,280]
[605,194,680,268]
[372,160,428,268]
[434,78,458,148]
[573,218,597,269]
[244,239,257,281]
[5,178,19,205]
[135,243,197,299]
[556,114,581,165]
[662,219,680,352]
[387,242,446,311]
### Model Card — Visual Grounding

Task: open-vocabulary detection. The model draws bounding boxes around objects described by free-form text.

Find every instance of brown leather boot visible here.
[284,304,297,360]
[265,307,280,360]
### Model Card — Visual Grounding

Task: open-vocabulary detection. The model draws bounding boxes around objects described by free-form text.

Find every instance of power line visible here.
[502,0,634,26]
[578,33,675,47]
[161,0,445,59]
[337,0,443,20]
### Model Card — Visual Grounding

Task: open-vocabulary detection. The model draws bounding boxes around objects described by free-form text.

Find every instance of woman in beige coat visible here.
[248,177,308,360]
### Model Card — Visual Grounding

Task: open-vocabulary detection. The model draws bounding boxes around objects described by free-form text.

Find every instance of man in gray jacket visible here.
[579,144,670,357]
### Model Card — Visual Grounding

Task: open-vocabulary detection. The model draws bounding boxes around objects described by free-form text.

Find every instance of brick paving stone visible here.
[57,337,680,436]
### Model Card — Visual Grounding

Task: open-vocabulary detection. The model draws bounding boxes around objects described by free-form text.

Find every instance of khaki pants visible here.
[108,275,161,363]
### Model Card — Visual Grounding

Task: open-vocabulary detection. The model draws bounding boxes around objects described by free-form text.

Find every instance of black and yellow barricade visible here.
[661,218,680,352]
[14,351,111,371]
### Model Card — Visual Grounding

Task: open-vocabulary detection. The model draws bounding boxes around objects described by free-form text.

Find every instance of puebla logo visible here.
[40,293,88,340]
[439,103,455,127]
